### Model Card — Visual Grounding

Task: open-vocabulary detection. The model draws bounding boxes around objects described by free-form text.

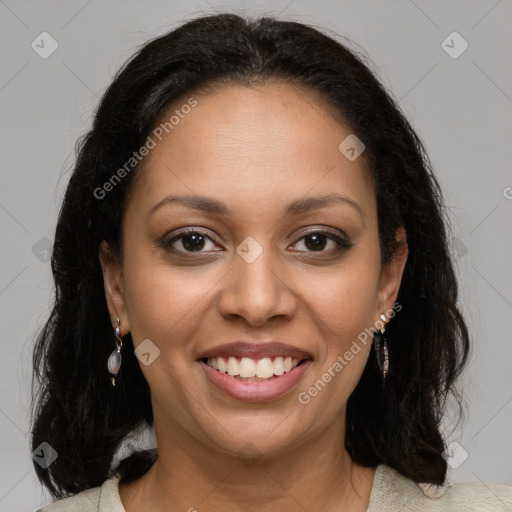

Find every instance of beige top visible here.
[35,463,512,511]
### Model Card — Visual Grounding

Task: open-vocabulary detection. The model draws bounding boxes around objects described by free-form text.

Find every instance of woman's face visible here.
[100,82,407,461]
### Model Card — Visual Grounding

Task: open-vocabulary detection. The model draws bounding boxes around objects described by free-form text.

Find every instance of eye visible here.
[289,229,351,253]
[161,230,221,253]
[160,227,352,255]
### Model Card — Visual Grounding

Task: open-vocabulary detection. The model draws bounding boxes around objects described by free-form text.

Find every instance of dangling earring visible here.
[108,317,123,387]
[374,313,389,385]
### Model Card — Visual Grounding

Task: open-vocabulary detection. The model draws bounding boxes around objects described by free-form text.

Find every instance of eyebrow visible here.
[147,193,365,222]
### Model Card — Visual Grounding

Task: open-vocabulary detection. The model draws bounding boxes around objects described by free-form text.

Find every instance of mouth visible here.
[196,341,314,402]
[198,356,313,402]
[200,355,310,381]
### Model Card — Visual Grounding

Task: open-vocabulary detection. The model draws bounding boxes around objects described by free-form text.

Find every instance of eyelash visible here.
[159,228,352,255]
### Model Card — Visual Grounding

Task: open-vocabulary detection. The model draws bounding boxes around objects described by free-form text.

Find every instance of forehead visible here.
[126,82,375,220]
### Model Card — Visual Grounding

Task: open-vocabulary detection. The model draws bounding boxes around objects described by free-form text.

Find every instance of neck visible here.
[119,416,376,512]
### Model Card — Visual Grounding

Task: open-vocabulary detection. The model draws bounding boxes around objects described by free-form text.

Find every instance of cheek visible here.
[122,259,210,398]
[318,256,380,322]
[122,251,208,350]
[299,271,378,410]
[309,255,380,372]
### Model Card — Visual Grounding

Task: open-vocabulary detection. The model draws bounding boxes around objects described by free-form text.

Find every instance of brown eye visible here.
[162,230,221,253]
[289,229,352,253]
[179,233,208,251]
[300,233,332,251]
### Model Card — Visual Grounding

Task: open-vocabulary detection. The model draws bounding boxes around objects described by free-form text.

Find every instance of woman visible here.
[31,13,512,511]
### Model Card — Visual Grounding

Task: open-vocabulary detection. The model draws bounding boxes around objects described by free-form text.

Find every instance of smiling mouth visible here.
[200,356,311,381]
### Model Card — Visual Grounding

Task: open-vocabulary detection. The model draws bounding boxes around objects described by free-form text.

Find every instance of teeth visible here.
[273,357,285,376]
[239,357,256,377]
[227,356,239,376]
[218,357,227,374]
[256,358,274,378]
[206,356,301,377]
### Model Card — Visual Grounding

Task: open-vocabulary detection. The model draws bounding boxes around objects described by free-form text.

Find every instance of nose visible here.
[218,242,297,327]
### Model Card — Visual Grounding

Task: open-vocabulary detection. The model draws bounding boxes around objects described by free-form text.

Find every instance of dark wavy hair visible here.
[30,12,470,499]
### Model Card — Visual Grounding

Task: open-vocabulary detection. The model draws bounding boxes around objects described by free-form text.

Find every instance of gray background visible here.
[1,0,511,510]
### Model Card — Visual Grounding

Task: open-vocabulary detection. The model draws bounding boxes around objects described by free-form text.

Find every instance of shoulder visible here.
[440,479,512,508]
[34,473,124,512]
[369,464,512,511]
[34,486,102,512]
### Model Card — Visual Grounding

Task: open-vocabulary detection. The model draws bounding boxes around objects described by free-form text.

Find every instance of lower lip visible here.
[198,359,313,402]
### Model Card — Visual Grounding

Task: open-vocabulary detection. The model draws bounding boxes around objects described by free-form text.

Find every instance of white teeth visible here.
[239,357,256,378]
[273,356,284,376]
[205,355,302,377]
[227,356,240,376]
[256,358,274,378]
[217,357,227,374]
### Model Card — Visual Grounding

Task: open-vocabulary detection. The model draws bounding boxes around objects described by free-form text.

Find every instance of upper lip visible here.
[196,341,314,361]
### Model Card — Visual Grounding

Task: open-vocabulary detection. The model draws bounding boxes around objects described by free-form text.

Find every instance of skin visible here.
[100,82,408,512]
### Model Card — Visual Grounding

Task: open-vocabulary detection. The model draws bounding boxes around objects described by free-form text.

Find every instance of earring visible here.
[108,317,123,387]
[374,313,389,384]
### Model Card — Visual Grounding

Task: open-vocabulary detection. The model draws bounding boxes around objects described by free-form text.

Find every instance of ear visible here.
[376,227,408,319]
[99,240,130,335]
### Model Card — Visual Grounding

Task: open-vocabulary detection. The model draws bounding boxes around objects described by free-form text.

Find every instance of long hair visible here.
[30,13,470,498]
